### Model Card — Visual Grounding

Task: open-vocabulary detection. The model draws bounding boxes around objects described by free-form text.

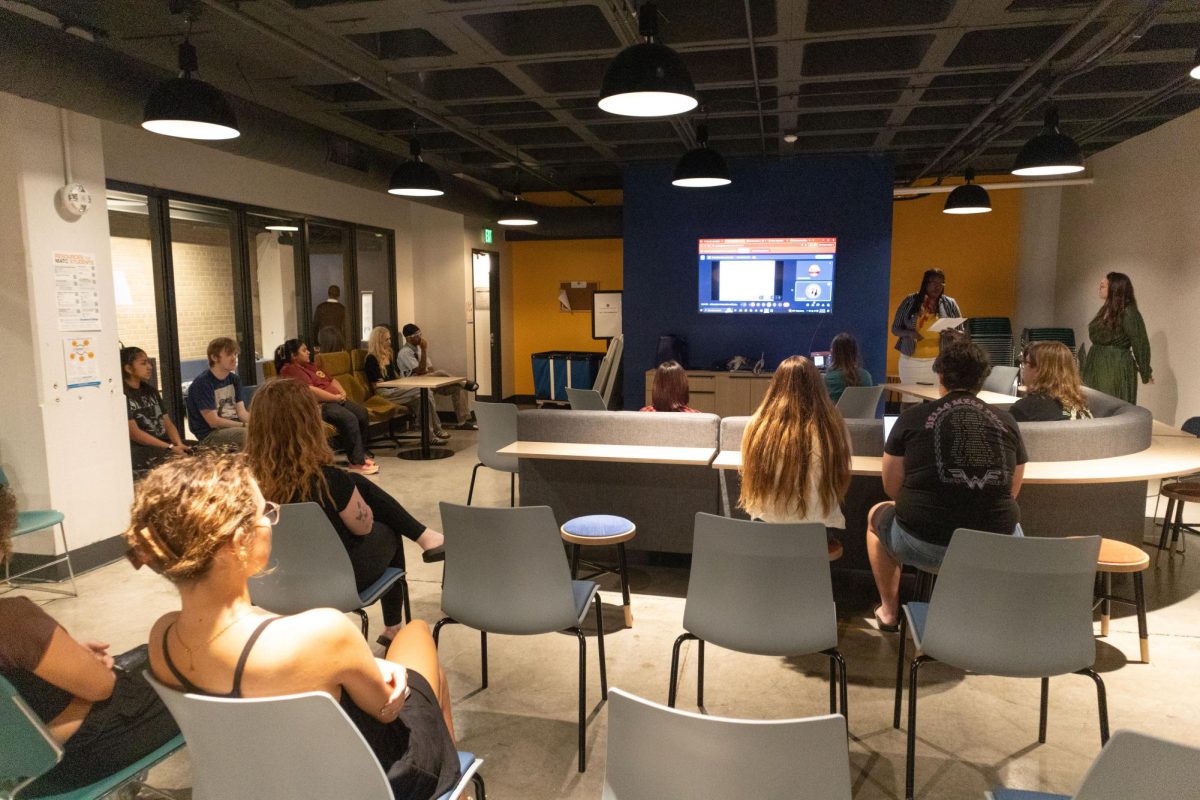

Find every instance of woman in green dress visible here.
[1081,272,1153,403]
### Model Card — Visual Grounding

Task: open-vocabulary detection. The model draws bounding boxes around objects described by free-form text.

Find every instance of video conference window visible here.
[697,237,836,314]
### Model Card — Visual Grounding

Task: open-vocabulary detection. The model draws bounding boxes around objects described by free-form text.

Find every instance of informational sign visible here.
[54,251,101,331]
[63,337,100,389]
[360,290,374,343]
[482,227,493,244]
[592,291,622,339]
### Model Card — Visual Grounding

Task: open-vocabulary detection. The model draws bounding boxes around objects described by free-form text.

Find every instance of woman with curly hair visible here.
[1081,271,1153,404]
[1012,341,1093,421]
[128,451,460,800]
[739,355,852,555]
[245,378,444,647]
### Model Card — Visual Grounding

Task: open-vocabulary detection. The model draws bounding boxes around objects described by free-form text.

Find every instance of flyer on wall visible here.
[54,251,102,332]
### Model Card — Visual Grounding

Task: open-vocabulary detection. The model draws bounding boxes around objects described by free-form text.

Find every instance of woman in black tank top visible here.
[128,450,460,800]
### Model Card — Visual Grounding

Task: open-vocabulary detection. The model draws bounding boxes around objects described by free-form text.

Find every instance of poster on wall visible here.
[592,291,622,339]
[63,337,101,389]
[54,251,101,331]
[360,290,374,343]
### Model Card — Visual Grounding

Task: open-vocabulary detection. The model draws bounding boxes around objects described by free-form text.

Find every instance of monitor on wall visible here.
[697,237,836,314]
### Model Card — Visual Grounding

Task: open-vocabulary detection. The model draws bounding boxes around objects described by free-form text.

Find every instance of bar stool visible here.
[561,515,636,627]
[1095,538,1150,663]
[1157,481,1200,564]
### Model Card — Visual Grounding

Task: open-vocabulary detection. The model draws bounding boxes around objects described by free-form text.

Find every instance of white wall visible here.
[1053,108,1200,425]
[1013,186,1062,338]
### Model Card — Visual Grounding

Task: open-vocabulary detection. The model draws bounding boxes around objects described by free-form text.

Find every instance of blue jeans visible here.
[874,504,1023,571]
[322,399,370,464]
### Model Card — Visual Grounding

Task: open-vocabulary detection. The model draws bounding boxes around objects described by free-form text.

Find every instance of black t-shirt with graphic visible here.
[885,391,1028,547]
[124,382,168,442]
[1010,392,1093,422]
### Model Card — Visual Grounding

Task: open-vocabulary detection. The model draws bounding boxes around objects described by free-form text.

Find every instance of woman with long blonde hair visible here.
[739,356,852,550]
[364,326,446,443]
[1012,341,1093,421]
[245,378,445,646]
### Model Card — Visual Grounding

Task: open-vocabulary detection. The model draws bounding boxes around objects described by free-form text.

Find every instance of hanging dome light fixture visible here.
[388,137,444,197]
[598,2,697,118]
[943,167,991,215]
[497,193,539,226]
[143,26,240,141]
[672,124,731,188]
[1012,107,1084,177]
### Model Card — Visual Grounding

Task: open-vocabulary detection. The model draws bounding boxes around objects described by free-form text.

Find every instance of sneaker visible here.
[432,429,451,442]
[347,462,379,476]
[453,420,478,431]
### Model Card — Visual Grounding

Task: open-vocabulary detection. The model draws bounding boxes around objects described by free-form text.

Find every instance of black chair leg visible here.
[1133,571,1149,663]
[472,773,486,800]
[570,545,581,579]
[509,472,515,507]
[432,616,458,646]
[829,655,837,714]
[697,639,706,712]
[480,631,488,690]
[1101,573,1113,636]
[401,579,412,624]
[575,627,587,773]
[1171,501,1186,556]
[466,463,482,505]
[823,648,848,723]
[894,612,908,729]
[668,633,698,707]
[1077,668,1109,745]
[616,542,632,627]
[906,655,932,800]
[594,594,608,699]
[355,609,369,638]
[1157,497,1175,562]
[1039,677,1049,743]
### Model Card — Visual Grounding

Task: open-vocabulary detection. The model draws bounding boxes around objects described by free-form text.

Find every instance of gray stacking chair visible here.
[434,503,608,772]
[146,674,485,800]
[985,729,1200,800]
[668,514,847,721]
[603,688,851,800]
[466,401,518,506]
[982,365,1020,395]
[566,386,608,410]
[248,503,409,637]
[895,529,1106,800]
[835,385,885,419]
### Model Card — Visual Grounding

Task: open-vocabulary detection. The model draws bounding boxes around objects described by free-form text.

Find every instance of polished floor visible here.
[14,429,1200,799]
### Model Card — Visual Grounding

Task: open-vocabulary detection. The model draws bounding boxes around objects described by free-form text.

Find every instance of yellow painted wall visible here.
[888,185,1022,375]
[511,238,623,395]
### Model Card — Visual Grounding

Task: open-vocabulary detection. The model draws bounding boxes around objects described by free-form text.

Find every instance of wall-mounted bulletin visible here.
[558,281,597,312]
[593,291,622,339]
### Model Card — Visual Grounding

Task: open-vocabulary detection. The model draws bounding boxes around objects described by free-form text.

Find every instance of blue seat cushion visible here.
[434,752,478,800]
[32,734,185,800]
[571,580,599,624]
[903,602,929,650]
[988,790,1069,800]
[562,515,634,538]
[359,567,405,606]
[15,510,65,537]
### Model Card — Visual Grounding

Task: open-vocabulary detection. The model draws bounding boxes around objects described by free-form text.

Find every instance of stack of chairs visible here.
[1022,326,1081,364]
[965,317,1015,369]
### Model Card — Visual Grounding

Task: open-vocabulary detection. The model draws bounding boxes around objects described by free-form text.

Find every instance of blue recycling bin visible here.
[531,351,604,403]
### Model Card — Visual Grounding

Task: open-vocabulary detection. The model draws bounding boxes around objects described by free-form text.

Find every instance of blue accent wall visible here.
[622,155,894,408]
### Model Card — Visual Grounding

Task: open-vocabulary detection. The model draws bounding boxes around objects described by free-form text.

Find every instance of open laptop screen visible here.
[883,414,899,444]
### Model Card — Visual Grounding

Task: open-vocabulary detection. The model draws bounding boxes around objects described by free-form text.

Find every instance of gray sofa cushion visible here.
[1018,388,1151,461]
[719,416,883,457]
[518,410,719,448]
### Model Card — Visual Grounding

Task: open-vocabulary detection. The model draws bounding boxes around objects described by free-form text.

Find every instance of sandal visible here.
[873,605,900,633]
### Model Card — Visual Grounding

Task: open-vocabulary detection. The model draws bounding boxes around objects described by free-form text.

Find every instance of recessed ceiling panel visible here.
[341,108,418,132]
[448,100,557,126]
[615,142,685,160]
[795,108,892,131]
[346,28,454,59]
[789,132,878,150]
[519,58,610,94]
[397,67,524,100]
[707,115,779,137]
[796,78,907,107]
[920,70,1021,102]
[890,128,957,147]
[680,47,777,84]
[805,0,954,32]
[523,146,605,164]
[1060,62,1189,94]
[1039,97,1143,122]
[413,130,479,151]
[944,25,1071,68]
[297,82,387,103]
[589,121,679,143]
[719,138,779,155]
[802,35,934,76]
[1144,93,1200,117]
[699,85,779,111]
[1129,22,1200,52]
[493,127,583,147]
[655,0,777,42]
[465,5,618,55]
[905,104,987,126]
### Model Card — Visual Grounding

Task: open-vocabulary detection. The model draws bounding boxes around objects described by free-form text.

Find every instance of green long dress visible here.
[1081,305,1152,404]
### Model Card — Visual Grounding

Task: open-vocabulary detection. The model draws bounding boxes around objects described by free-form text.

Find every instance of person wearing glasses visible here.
[0,485,178,795]
[365,326,446,443]
[890,268,961,386]
[130,450,461,800]
[1012,341,1093,422]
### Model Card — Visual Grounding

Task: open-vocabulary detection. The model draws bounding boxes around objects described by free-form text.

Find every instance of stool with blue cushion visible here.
[560,515,637,627]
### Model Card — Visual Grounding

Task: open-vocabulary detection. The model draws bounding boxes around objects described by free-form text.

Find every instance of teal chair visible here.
[0,675,183,800]
[0,468,76,597]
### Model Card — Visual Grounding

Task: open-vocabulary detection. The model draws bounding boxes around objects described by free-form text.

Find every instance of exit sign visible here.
[482,227,493,244]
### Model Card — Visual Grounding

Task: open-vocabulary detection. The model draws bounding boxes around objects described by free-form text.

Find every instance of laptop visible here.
[810,351,830,371]
[883,414,899,444]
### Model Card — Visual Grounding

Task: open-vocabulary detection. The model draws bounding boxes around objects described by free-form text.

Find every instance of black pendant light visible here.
[143,37,239,140]
[1012,107,1084,177]
[598,2,697,118]
[497,194,539,226]
[672,124,731,188]
[388,138,444,197]
[943,167,991,215]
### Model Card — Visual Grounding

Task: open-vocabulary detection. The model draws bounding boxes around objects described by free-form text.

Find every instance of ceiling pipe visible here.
[906,0,1118,186]
[893,177,1093,197]
[742,0,767,154]
[197,0,596,205]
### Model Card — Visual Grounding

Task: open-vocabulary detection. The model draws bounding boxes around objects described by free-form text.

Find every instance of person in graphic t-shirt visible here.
[121,346,193,472]
[185,337,251,449]
[867,333,1027,632]
[1011,341,1093,422]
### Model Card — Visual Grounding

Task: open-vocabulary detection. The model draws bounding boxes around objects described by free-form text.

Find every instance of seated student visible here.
[122,346,192,472]
[276,339,378,476]
[640,360,700,412]
[739,355,851,556]
[246,378,445,646]
[364,326,446,443]
[1011,341,1094,422]
[398,323,478,434]
[128,452,461,800]
[823,333,874,403]
[867,333,1027,632]
[0,485,179,796]
[185,336,251,449]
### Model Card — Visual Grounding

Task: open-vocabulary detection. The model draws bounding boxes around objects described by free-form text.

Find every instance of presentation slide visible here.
[697,237,836,314]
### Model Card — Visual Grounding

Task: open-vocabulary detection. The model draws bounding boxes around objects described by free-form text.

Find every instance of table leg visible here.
[719,469,731,517]
[398,388,453,461]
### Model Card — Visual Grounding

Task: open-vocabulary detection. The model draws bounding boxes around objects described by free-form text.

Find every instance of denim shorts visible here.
[873,504,1023,572]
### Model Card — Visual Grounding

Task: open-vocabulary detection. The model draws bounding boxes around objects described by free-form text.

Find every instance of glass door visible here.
[307,222,351,353]
[354,228,395,349]
[247,213,302,382]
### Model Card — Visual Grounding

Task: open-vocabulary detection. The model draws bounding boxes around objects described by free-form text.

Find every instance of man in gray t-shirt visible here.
[398,323,477,432]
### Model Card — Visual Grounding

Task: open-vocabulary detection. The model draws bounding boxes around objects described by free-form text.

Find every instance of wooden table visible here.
[1151,419,1193,438]
[888,383,1019,407]
[377,374,466,460]
[498,441,717,466]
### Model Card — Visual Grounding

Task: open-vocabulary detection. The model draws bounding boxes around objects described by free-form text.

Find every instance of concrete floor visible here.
[14,429,1200,799]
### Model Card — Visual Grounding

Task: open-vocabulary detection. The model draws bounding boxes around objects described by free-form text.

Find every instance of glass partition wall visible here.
[106,182,396,423]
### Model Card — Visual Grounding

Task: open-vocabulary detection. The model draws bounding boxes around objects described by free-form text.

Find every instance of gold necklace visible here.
[174,609,255,670]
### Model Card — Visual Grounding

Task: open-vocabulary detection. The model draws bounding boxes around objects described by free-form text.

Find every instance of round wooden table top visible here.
[1161,481,1200,502]
[1097,538,1150,573]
